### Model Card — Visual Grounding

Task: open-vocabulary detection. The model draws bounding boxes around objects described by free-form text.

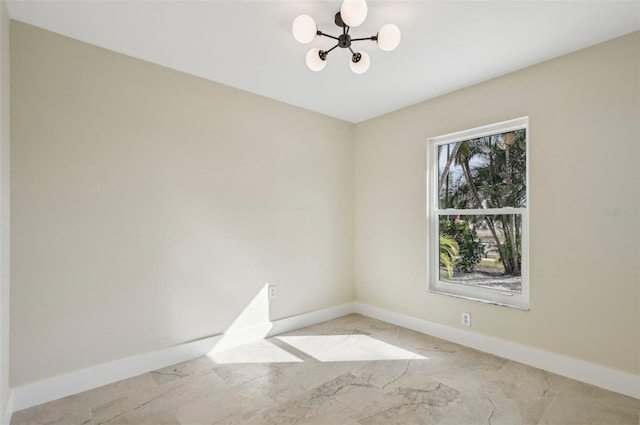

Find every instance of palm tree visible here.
[453,140,510,272]
[439,234,459,278]
[442,132,527,276]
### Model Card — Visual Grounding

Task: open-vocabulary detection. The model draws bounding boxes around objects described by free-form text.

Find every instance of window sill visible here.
[427,288,530,311]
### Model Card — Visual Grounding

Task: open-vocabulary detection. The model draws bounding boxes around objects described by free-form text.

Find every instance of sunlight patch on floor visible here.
[206,338,304,364]
[277,335,427,362]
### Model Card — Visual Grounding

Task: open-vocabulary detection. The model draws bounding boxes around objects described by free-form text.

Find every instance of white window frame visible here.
[427,117,530,310]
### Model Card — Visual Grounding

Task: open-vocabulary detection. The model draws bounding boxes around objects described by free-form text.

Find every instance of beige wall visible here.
[10,22,354,386]
[0,0,10,415]
[355,32,640,375]
[9,17,639,389]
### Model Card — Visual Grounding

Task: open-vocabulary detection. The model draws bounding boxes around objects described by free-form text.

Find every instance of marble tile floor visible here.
[12,314,640,425]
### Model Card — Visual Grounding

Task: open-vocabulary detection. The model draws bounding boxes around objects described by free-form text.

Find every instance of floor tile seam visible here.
[500,359,570,384]
[31,403,97,425]
[72,375,162,416]
[230,368,288,391]
[286,371,362,407]
[534,386,563,425]
[228,394,282,424]
[209,367,271,390]
[325,394,360,421]
[88,378,186,425]
[150,368,213,389]
[87,395,135,425]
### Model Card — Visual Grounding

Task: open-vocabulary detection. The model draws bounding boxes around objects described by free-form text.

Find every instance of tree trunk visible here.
[438,142,461,195]
[498,216,516,274]
[504,140,520,275]
[460,160,509,270]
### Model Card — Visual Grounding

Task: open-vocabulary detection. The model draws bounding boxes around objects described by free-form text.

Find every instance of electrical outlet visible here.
[461,312,471,327]
[268,285,277,299]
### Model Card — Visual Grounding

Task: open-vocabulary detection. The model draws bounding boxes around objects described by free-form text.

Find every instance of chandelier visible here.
[292,0,401,74]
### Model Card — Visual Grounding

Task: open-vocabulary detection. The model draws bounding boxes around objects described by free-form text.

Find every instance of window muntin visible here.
[428,118,529,309]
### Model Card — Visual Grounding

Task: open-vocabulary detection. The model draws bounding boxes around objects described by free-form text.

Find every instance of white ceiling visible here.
[6,1,640,123]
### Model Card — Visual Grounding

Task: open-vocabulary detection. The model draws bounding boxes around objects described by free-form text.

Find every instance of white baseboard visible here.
[353,302,640,399]
[1,391,12,425]
[12,333,224,412]
[10,300,638,413]
[11,302,355,412]
[268,302,355,337]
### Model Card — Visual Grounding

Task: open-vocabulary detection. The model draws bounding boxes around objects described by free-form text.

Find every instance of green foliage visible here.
[437,129,526,275]
[439,234,458,278]
[441,220,484,273]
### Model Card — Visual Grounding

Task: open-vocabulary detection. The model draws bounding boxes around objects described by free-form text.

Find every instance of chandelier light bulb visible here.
[292,15,317,44]
[350,51,370,74]
[340,0,368,28]
[377,24,401,52]
[306,48,327,71]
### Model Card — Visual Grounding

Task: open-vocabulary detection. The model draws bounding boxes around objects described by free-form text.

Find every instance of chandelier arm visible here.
[324,44,340,56]
[350,36,378,42]
[317,31,340,41]
[348,46,355,55]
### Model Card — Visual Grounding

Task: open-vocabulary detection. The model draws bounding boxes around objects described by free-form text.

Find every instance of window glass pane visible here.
[438,129,527,209]
[438,214,523,293]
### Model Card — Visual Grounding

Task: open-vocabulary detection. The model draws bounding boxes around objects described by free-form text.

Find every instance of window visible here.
[427,117,529,309]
